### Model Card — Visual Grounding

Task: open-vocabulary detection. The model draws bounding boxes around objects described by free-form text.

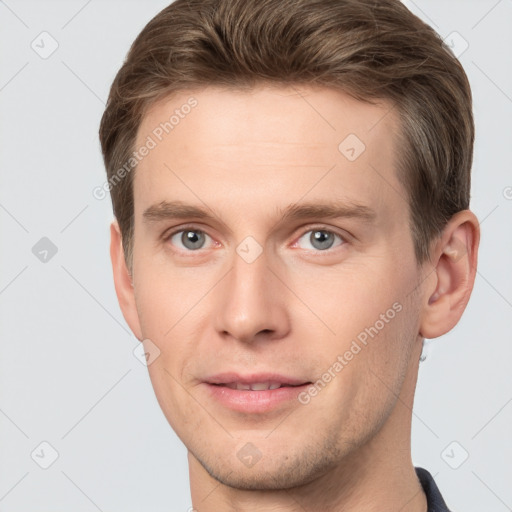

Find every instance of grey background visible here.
[0,0,511,510]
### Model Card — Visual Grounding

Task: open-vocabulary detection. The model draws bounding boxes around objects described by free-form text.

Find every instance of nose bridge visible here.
[214,244,290,343]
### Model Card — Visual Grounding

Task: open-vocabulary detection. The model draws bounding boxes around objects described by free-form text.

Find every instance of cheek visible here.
[290,262,405,342]
[133,284,170,340]
[295,261,419,399]
[354,291,421,410]
[132,256,202,340]
[132,262,211,389]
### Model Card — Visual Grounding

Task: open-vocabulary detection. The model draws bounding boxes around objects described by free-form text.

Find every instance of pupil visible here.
[311,230,334,250]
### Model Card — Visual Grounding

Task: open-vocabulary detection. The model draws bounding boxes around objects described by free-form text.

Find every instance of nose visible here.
[213,246,291,345]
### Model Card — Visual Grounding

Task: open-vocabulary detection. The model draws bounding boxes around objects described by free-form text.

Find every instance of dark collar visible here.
[415,467,451,512]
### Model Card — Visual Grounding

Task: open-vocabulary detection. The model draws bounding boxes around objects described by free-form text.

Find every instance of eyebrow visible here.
[142,200,376,225]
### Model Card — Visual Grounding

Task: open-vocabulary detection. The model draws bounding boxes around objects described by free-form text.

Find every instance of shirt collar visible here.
[415,467,451,512]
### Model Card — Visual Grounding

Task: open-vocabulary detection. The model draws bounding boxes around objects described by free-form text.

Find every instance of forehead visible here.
[133,85,403,223]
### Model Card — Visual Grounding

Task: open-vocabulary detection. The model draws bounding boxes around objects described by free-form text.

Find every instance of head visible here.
[100,0,479,497]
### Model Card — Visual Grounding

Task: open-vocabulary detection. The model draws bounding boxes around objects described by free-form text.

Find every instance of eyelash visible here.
[163,224,347,254]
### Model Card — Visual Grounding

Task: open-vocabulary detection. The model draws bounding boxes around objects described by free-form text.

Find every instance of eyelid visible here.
[163,223,210,239]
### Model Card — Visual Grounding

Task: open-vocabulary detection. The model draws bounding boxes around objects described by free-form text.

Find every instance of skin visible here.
[110,85,479,511]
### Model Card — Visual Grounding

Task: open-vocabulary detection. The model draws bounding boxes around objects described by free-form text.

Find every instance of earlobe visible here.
[110,220,143,341]
[419,210,480,339]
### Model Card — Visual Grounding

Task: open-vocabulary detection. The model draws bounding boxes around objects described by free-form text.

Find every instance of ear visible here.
[419,210,480,339]
[110,219,143,341]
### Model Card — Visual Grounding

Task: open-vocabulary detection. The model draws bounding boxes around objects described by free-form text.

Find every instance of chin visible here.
[191,439,341,491]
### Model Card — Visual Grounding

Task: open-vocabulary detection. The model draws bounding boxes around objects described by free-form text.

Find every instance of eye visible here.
[168,229,213,251]
[296,229,345,251]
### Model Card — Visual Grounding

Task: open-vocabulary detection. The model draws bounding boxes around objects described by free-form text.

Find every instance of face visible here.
[127,85,427,490]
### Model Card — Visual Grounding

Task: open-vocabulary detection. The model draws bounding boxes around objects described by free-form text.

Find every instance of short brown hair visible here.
[99,0,474,268]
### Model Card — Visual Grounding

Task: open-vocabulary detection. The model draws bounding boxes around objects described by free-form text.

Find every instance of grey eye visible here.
[297,229,343,251]
[170,230,209,250]
[310,230,335,250]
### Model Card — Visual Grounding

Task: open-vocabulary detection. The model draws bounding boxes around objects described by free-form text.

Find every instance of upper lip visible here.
[204,372,310,386]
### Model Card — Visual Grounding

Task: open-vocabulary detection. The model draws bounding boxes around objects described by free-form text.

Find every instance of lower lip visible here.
[204,383,310,413]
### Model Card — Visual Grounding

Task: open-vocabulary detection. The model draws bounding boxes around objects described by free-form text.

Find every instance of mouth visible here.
[203,373,312,413]
[212,381,306,391]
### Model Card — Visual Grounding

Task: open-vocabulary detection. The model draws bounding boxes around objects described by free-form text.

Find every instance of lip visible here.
[205,372,309,386]
[202,372,312,414]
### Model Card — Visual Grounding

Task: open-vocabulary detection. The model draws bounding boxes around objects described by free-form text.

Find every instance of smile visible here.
[218,381,303,391]
[203,373,312,413]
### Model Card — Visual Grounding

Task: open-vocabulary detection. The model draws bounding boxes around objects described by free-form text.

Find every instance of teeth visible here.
[250,382,271,391]
[225,382,283,391]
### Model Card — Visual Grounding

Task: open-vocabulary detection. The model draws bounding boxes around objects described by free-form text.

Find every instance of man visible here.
[99,0,479,510]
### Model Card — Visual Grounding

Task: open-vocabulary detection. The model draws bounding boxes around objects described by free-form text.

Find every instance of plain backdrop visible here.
[0,0,511,510]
